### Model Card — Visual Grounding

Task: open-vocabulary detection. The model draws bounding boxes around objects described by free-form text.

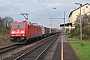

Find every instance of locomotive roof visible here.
[12,21,31,25]
[12,21,41,27]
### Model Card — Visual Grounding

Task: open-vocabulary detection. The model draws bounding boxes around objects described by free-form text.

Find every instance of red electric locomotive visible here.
[10,21,42,44]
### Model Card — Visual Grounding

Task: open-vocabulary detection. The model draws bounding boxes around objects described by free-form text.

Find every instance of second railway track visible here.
[0,44,19,54]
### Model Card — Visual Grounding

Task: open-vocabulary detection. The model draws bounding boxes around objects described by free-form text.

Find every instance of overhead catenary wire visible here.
[0,0,39,21]
[10,0,28,13]
[10,0,48,21]
[0,0,23,13]
[38,0,52,18]
[10,0,29,20]
[0,0,56,24]
[41,0,61,28]
[0,0,52,19]
[42,0,53,17]
[48,0,62,17]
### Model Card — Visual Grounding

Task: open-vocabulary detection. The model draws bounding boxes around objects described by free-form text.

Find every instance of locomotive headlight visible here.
[11,31,15,34]
[21,31,25,33]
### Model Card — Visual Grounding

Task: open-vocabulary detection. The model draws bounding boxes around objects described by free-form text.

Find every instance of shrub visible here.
[0,28,10,34]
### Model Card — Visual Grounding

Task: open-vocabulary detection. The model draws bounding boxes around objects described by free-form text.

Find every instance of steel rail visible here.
[14,34,59,60]
[35,36,58,60]
[0,43,17,50]
[0,44,18,54]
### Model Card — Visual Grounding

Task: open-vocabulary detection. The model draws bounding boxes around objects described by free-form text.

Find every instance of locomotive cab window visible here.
[12,24,25,28]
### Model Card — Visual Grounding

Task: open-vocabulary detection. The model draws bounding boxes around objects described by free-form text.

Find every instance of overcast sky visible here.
[0,0,89,28]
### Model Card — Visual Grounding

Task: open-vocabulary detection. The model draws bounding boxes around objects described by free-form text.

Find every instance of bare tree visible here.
[2,16,14,28]
[75,14,89,28]
[0,17,4,27]
[73,14,90,40]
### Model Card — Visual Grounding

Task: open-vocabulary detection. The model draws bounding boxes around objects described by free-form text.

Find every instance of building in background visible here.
[69,3,90,26]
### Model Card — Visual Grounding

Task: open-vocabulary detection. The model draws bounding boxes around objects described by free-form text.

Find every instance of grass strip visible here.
[70,42,90,60]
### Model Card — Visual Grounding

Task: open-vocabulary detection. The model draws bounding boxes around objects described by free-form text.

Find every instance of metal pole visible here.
[64,11,65,33]
[50,18,52,28]
[75,3,82,44]
[80,4,82,42]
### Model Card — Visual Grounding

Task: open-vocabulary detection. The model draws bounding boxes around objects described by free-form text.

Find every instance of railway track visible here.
[15,33,59,60]
[0,33,59,60]
[0,42,36,60]
[0,44,18,54]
